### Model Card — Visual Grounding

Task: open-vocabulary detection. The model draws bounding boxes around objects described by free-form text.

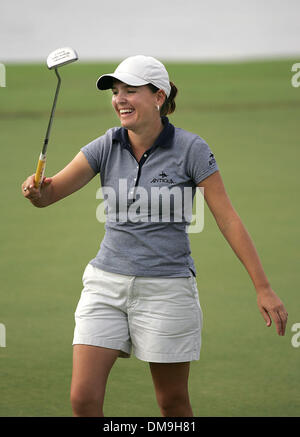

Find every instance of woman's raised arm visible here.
[22,151,96,207]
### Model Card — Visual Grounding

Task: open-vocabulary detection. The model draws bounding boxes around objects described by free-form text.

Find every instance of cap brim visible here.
[96,72,149,90]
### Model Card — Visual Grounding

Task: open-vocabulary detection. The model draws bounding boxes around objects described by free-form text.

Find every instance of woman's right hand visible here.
[21,151,96,208]
[22,174,53,207]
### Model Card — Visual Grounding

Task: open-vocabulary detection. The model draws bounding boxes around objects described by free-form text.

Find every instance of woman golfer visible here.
[22,55,288,417]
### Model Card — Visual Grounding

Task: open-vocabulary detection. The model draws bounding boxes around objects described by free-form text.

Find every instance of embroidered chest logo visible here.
[150,171,175,184]
[209,153,216,166]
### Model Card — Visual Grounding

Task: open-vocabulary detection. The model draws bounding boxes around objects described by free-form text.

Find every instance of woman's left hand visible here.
[256,286,288,336]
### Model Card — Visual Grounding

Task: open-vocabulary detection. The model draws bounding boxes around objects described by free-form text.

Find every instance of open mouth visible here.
[119,108,135,117]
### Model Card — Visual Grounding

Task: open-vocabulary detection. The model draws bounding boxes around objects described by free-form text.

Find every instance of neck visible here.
[128,118,164,151]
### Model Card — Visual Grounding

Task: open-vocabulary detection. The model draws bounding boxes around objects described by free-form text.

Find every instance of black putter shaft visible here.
[34,68,61,187]
[42,68,61,154]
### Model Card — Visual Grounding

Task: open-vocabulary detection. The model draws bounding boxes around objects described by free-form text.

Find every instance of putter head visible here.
[47,47,78,70]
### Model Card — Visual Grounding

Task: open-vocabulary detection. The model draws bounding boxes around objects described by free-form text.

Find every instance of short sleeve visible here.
[187,137,219,185]
[80,134,107,175]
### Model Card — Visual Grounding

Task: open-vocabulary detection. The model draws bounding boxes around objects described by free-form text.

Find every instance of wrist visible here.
[30,197,47,208]
[30,184,53,208]
[254,282,272,295]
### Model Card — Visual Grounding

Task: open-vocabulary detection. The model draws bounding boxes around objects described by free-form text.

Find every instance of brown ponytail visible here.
[147,82,178,117]
[160,82,177,116]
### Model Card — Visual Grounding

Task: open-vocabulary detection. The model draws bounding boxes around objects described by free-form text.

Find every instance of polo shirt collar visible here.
[112,116,175,149]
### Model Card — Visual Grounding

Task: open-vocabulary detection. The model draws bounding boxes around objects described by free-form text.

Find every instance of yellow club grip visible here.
[34,153,47,188]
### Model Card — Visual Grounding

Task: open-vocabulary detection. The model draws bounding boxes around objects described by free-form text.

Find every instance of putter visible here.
[34,47,78,188]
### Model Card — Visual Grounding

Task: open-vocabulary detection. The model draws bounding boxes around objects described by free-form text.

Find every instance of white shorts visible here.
[72,264,203,363]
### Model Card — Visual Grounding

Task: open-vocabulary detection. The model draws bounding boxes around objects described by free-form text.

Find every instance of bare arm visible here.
[22,151,96,207]
[198,170,288,335]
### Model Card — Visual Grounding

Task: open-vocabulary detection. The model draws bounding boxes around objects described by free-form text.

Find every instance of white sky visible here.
[1,0,300,62]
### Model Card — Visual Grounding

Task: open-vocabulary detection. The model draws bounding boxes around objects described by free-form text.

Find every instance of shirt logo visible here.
[150,171,175,184]
[209,153,216,166]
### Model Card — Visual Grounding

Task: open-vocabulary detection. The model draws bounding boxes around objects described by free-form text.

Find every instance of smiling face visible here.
[111,80,165,133]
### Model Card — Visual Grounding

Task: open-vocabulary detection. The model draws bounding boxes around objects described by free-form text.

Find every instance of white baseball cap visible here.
[96,55,171,98]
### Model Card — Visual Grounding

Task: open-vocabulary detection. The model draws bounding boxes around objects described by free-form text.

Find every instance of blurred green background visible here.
[0,59,299,416]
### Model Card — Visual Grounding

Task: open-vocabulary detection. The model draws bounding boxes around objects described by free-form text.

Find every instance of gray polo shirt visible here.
[81,117,219,277]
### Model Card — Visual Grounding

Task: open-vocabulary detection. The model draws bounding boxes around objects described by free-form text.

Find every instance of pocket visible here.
[186,275,198,298]
[187,274,196,289]
[191,278,203,327]
[187,276,201,303]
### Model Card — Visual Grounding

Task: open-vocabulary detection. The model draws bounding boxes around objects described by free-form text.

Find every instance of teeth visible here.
[120,109,134,114]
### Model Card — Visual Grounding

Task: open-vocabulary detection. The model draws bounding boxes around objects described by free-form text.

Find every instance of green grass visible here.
[0,59,299,417]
